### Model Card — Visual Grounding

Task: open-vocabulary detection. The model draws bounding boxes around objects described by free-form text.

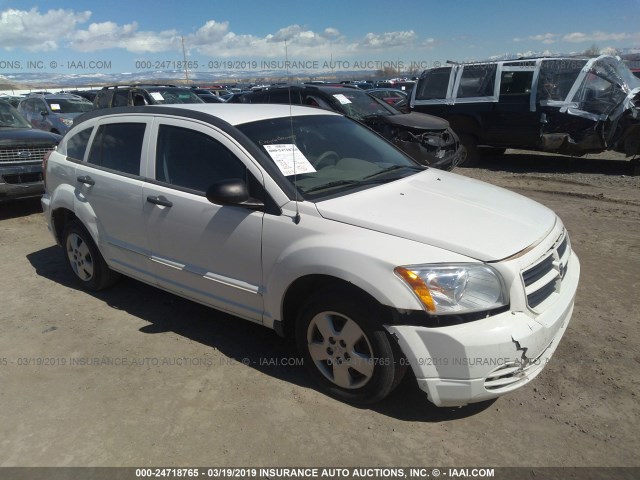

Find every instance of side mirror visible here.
[206,178,264,209]
[40,110,48,117]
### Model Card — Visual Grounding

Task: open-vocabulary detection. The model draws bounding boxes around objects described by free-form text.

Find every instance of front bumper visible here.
[386,251,580,407]
[0,164,44,200]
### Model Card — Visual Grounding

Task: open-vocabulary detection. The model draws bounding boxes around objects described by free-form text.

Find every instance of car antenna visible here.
[286,39,301,225]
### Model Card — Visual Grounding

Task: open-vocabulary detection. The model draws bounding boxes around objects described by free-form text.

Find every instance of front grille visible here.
[0,144,56,164]
[2,172,43,184]
[521,230,571,310]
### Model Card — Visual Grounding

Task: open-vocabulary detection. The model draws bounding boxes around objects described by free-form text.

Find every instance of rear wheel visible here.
[62,220,120,291]
[296,289,407,404]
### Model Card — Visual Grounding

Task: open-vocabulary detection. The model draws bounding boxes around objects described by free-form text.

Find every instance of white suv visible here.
[42,104,579,407]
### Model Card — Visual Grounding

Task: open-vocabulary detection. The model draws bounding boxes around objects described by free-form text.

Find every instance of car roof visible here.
[152,104,339,125]
[76,104,340,127]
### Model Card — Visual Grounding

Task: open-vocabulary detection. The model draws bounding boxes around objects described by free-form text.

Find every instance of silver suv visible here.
[42,104,579,407]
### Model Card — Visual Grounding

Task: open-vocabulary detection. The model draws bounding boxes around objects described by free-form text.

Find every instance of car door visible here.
[143,118,265,323]
[74,115,154,282]
[483,65,539,147]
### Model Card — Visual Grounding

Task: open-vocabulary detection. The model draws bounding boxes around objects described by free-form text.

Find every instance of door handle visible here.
[146,195,173,207]
[76,175,95,186]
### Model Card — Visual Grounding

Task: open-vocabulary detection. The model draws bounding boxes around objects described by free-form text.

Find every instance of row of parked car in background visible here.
[1,54,639,202]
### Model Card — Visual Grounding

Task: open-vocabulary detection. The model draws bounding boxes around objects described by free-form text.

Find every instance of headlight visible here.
[61,118,74,126]
[394,264,508,315]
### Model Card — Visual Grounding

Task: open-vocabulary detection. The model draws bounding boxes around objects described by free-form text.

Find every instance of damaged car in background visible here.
[410,55,640,166]
[232,85,461,170]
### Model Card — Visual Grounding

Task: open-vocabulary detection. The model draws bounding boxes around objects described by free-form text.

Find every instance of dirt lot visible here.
[0,150,638,468]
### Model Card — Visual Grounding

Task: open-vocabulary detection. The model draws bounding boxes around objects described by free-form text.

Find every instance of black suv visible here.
[410,55,640,165]
[93,84,203,109]
[0,100,60,201]
[232,85,460,170]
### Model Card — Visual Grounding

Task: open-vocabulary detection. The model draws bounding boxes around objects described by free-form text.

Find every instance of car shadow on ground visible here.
[459,151,639,176]
[0,197,42,220]
[27,245,495,422]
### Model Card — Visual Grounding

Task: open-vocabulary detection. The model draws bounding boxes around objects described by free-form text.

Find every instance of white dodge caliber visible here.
[42,104,579,407]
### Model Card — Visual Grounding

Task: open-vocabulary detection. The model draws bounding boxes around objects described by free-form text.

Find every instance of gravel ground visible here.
[0,149,638,469]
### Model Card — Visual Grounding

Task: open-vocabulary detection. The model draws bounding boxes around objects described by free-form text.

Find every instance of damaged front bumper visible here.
[392,127,461,170]
[386,251,580,407]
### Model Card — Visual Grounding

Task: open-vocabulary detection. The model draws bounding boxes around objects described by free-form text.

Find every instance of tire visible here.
[62,219,120,291]
[296,289,407,404]
[457,134,481,168]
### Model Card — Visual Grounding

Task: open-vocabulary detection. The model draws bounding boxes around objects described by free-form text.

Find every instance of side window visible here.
[415,67,452,100]
[499,71,534,95]
[156,125,247,193]
[456,64,497,98]
[537,60,587,102]
[267,90,301,104]
[87,123,145,175]
[35,99,47,113]
[95,90,114,109]
[66,127,94,160]
[113,90,129,107]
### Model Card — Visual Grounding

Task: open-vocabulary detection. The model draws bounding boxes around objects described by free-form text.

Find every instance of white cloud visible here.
[513,33,559,44]
[188,23,348,58]
[356,30,417,49]
[518,30,640,45]
[70,21,180,53]
[563,31,640,43]
[0,7,433,59]
[0,8,90,51]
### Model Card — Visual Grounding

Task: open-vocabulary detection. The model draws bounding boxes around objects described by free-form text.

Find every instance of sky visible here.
[1,0,639,75]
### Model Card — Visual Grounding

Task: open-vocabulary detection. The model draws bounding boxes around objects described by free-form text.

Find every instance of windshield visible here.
[146,88,204,104]
[46,98,94,114]
[237,115,423,200]
[0,101,32,128]
[324,90,399,120]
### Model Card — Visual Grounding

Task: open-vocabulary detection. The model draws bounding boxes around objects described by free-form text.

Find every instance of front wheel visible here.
[457,134,480,168]
[62,220,120,291]
[296,290,407,404]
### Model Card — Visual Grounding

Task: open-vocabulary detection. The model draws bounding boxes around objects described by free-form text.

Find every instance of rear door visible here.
[483,63,539,147]
[143,118,265,323]
[74,115,154,282]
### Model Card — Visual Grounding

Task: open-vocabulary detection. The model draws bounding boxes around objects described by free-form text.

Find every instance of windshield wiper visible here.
[303,179,362,194]
[362,164,425,180]
[303,166,424,195]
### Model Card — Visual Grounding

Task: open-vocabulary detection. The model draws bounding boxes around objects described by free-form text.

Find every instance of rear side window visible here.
[87,123,145,175]
[415,68,452,100]
[94,90,114,109]
[155,125,246,193]
[66,127,93,161]
[456,64,497,98]
[112,90,129,107]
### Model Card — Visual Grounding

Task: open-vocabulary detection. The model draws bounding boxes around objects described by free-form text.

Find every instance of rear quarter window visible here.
[66,127,94,161]
[415,67,452,100]
[87,123,145,175]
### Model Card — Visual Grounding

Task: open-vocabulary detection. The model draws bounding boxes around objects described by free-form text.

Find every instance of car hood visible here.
[314,170,557,262]
[0,127,61,145]
[381,112,449,130]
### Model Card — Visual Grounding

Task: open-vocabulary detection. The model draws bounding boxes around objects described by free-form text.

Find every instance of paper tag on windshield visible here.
[50,104,61,110]
[150,92,164,101]
[333,94,352,104]
[263,144,316,176]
